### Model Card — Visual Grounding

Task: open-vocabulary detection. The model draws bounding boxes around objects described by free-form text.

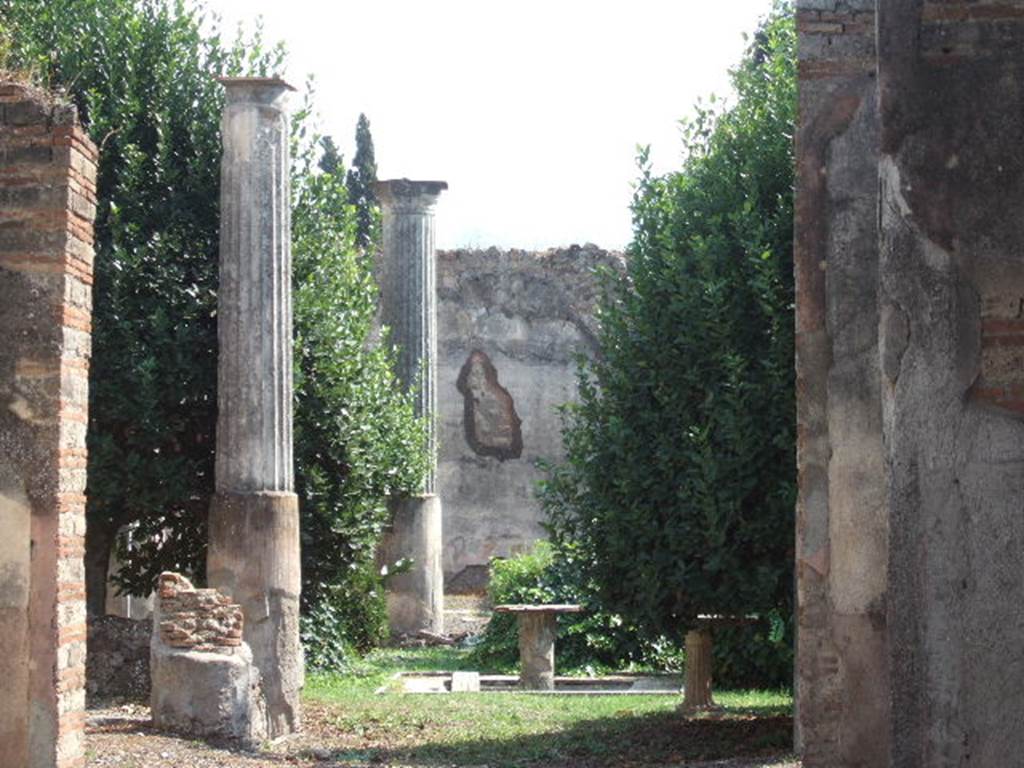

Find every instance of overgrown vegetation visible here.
[470,542,681,674]
[1,0,425,651]
[538,1,796,687]
[292,139,427,661]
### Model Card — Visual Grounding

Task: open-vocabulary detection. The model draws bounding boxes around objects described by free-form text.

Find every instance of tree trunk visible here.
[682,627,717,712]
[85,520,115,617]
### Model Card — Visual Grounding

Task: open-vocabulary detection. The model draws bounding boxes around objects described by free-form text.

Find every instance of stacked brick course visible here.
[0,81,97,768]
[156,572,244,652]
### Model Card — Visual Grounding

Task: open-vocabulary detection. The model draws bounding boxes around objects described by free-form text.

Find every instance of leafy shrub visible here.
[712,611,792,689]
[541,1,796,688]
[300,562,388,671]
[0,0,286,610]
[291,143,428,662]
[470,542,679,674]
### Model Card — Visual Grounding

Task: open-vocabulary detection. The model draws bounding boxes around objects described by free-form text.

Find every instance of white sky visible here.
[204,0,774,251]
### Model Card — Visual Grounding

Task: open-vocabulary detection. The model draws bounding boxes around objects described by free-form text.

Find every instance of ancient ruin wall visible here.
[794,2,886,763]
[436,245,624,587]
[155,572,244,652]
[797,2,1024,764]
[879,3,1024,763]
[0,82,97,768]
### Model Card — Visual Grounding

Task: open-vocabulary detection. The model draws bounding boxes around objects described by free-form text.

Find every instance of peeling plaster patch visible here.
[802,545,830,577]
[0,473,30,610]
[881,154,953,272]
[7,394,36,423]
[881,303,911,385]
[880,154,913,219]
[456,350,523,461]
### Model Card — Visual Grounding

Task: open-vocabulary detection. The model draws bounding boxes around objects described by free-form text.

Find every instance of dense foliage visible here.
[2,0,426,653]
[0,0,282,610]
[468,542,677,674]
[292,135,427,658]
[540,2,796,680]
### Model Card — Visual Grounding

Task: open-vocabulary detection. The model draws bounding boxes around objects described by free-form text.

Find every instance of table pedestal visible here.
[518,612,558,690]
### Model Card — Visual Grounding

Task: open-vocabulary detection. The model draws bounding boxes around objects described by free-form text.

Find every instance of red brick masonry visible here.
[0,81,97,768]
[157,572,245,652]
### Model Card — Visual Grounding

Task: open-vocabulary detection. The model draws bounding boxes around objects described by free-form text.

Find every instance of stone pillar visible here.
[797,2,1024,764]
[208,77,302,738]
[0,83,97,768]
[375,179,447,636]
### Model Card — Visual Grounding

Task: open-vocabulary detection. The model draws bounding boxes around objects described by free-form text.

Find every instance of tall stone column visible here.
[374,179,447,636]
[208,77,301,738]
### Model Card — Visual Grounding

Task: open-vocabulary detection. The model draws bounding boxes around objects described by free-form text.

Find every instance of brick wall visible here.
[156,572,244,652]
[0,81,97,768]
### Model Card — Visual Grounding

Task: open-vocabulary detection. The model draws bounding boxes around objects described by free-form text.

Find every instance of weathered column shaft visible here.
[208,77,301,738]
[376,179,446,493]
[0,83,97,768]
[375,179,447,636]
[214,82,294,494]
[518,613,557,691]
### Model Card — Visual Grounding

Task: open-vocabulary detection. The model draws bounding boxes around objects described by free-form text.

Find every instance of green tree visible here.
[542,2,796,684]
[0,0,285,612]
[292,131,428,657]
[318,135,342,175]
[2,0,427,649]
[345,112,378,252]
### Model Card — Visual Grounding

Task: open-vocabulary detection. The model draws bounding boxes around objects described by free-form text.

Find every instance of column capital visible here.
[217,76,296,109]
[373,178,448,212]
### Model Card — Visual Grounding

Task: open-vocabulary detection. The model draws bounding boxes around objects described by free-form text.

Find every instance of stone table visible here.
[494,604,582,690]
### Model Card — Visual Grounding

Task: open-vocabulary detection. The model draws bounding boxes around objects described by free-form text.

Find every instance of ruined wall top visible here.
[437,244,625,358]
[156,572,245,653]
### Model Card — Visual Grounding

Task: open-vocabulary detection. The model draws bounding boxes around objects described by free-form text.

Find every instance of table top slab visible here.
[494,604,583,614]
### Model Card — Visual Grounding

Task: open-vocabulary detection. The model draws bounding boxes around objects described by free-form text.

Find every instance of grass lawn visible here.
[303,647,795,767]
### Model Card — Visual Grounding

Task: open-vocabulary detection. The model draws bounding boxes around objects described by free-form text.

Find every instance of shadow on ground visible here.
[302,706,794,767]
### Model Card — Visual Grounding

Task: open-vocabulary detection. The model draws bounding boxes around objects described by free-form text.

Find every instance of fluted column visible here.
[208,77,302,738]
[375,179,447,635]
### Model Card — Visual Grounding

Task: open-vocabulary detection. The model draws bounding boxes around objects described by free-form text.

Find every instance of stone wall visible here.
[86,616,152,703]
[796,2,1024,764]
[150,571,265,744]
[0,81,97,768]
[436,244,624,587]
[794,2,883,762]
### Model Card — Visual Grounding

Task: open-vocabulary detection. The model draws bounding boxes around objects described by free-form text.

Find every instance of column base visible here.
[379,494,444,636]
[208,491,302,738]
